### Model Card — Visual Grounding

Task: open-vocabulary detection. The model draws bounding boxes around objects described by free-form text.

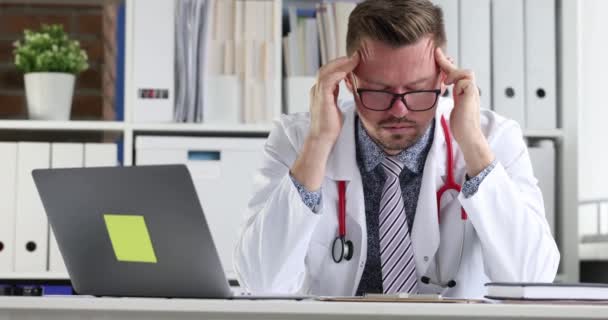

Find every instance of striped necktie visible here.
[379,156,418,294]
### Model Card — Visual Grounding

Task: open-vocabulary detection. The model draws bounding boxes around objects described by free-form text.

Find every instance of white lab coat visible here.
[234,98,559,298]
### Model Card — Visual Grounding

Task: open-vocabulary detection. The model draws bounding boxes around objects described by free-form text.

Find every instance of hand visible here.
[308,52,360,148]
[290,53,359,192]
[435,47,494,176]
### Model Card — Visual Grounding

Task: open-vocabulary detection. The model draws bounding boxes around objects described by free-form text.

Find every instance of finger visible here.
[453,78,478,97]
[445,69,476,86]
[435,47,457,75]
[318,51,360,78]
[320,71,348,93]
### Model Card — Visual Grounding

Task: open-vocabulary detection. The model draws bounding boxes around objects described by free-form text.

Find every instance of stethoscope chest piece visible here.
[332,236,353,263]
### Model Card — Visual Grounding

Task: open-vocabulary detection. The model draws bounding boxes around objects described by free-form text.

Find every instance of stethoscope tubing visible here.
[332,115,467,276]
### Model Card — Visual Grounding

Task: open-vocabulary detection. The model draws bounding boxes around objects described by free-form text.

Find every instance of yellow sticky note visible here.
[103,214,158,263]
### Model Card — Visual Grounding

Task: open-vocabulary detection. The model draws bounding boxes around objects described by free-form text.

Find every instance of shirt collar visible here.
[356,117,435,174]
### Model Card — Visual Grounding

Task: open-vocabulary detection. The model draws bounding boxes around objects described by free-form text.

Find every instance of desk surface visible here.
[0,296,607,320]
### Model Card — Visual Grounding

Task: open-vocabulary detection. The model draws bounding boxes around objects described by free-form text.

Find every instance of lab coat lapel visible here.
[325,106,365,229]
[323,105,367,295]
[412,103,449,276]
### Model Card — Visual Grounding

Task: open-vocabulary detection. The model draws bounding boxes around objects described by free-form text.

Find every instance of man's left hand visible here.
[435,47,495,177]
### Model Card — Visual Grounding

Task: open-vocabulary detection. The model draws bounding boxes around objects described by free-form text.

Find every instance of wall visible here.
[0,2,116,120]
[579,0,608,235]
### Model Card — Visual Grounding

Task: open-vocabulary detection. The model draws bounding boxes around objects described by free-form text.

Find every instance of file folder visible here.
[459,0,491,109]
[49,143,84,273]
[524,0,557,130]
[0,143,18,272]
[431,0,459,65]
[492,0,526,125]
[84,143,118,167]
[131,0,175,123]
[528,140,556,236]
[14,142,50,272]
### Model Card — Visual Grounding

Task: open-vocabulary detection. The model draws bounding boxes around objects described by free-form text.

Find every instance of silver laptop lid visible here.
[32,164,232,298]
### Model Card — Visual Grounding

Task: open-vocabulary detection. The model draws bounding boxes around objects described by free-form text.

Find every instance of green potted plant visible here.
[13,24,89,120]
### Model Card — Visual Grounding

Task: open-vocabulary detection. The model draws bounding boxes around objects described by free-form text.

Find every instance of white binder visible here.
[14,142,50,272]
[431,0,459,65]
[84,143,118,167]
[528,140,556,236]
[205,75,242,124]
[0,143,18,272]
[49,143,84,273]
[459,0,492,109]
[524,0,557,129]
[135,136,267,279]
[285,76,316,114]
[492,0,526,125]
[132,0,175,123]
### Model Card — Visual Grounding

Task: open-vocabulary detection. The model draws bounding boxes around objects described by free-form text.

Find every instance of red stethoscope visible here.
[331,115,468,264]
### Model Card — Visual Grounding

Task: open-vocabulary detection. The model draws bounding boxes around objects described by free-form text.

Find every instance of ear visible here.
[439,70,448,97]
[440,81,447,97]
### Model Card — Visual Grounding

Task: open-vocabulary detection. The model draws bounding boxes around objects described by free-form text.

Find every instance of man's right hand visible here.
[290,53,360,192]
[308,52,360,145]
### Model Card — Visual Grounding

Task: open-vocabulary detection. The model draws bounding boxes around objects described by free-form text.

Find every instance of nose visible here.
[388,97,409,118]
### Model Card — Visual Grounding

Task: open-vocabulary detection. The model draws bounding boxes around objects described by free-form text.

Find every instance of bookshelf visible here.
[0,0,580,284]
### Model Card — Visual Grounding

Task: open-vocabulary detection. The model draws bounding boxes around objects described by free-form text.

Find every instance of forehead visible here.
[355,36,437,86]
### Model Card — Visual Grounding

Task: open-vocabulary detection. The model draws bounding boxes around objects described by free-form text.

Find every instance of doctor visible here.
[234,0,559,297]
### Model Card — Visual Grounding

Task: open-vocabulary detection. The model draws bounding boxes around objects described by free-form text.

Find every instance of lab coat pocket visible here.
[437,191,466,283]
[305,242,330,292]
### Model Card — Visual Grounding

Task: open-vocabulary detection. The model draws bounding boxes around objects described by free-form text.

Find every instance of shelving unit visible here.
[0,120,125,132]
[0,0,580,283]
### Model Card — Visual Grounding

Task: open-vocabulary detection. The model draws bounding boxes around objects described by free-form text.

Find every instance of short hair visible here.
[346,0,447,56]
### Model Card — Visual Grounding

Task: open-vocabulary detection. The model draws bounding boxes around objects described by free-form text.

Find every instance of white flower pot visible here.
[24,72,75,121]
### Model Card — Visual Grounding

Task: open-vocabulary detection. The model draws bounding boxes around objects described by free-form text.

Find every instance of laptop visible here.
[32,164,301,299]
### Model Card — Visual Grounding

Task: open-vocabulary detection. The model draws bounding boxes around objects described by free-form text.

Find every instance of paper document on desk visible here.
[317,294,486,304]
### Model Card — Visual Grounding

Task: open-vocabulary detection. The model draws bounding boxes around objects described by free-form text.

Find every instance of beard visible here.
[372,117,424,153]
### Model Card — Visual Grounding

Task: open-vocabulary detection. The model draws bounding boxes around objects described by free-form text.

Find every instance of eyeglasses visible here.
[352,74,441,112]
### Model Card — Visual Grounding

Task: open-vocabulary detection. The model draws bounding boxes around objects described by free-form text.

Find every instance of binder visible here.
[459,0,491,109]
[334,2,356,58]
[430,0,459,65]
[49,143,84,273]
[528,140,556,236]
[14,142,50,272]
[524,0,557,129]
[135,136,267,278]
[205,75,242,123]
[285,76,316,114]
[132,0,175,123]
[316,3,328,65]
[84,143,118,167]
[0,143,18,272]
[491,0,526,125]
[304,17,320,76]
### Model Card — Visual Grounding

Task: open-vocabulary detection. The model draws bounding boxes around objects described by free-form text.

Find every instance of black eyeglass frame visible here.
[351,74,442,112]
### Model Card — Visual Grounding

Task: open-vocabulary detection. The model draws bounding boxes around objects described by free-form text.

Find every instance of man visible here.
[234,0,559,298]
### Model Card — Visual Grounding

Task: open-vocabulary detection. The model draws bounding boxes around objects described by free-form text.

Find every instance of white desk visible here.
[0,296,607,320]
